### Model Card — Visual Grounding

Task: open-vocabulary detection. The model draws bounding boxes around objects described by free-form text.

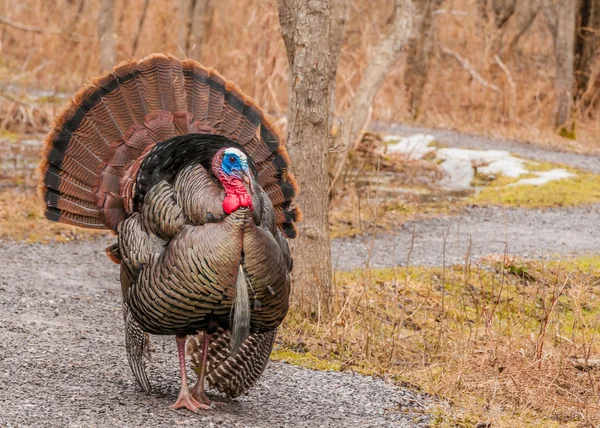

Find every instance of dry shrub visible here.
[278,256,600,426]
[329,132,454,238]
[0,98,56,133]
[0,140,105,242]
[0,0,599,146]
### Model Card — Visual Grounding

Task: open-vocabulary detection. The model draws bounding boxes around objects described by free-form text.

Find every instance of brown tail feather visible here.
[39,53,300,237]
[188,328,276,398]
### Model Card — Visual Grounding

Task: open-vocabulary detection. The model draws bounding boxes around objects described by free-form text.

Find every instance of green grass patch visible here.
[469,171,600,208]
[270,349,343,371]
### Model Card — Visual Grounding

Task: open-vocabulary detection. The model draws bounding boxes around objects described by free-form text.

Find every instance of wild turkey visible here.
[38,54,300,412]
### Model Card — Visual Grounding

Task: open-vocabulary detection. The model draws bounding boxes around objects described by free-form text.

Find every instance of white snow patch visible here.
[435,148,529,189]
[510,169,575,187]
[380,133,580,190]
[385,134,436,160]
[437,157,475,190]
[436,148,529,178]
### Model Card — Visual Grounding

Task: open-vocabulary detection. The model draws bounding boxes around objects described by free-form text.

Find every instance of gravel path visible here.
[0,240,428,428]
[332,204,600,270]
[375,123,600,174]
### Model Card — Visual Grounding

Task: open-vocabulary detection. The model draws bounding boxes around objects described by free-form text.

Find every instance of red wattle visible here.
[216,165,253,214]
[222,191,252,214]
[239,193,252,208]
[223,195,240,214]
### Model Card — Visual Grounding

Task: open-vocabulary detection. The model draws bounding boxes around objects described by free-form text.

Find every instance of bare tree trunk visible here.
[177,0,193,56]
[277,0,332,313]
[98,0,116,72]
[330,0,414,192]
[131,0,150,57]
[189,0,213,61]
[477,0,542,57]
[177,0,214,62]
[544,0,576,127]
[328,0,350,128]
[575,0,600,100]
[501,0,542,56]
[404,0,441,118]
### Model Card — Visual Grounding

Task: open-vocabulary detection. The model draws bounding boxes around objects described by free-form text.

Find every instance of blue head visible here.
[214,147,254,194]
[221,147,249,176]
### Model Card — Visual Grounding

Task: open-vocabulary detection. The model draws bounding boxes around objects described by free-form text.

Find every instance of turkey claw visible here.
[169,393,211,413]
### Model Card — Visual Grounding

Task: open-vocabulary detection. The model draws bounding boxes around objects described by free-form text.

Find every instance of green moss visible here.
[270,349,343,371]
[558,254,600,274]
[468,172,600,208]
[0,130,20,141]
[559,123,576,140]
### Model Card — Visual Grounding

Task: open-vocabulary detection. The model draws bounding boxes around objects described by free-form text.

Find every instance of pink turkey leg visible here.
[191,331,222,405]
[170,335,211,412]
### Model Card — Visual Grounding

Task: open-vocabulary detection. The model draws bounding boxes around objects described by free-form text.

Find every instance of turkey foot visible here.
[170,335,211,412]
[190,385,223,407]
[170,389,211,412]
[190,332,223,407]
[191,381,226,407]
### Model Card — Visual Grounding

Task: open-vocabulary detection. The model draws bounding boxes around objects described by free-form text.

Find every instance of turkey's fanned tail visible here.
[188,328,277,398]
[38,53,300,237]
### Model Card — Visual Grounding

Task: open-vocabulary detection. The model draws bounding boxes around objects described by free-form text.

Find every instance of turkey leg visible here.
[190,331,214,405]
[170,335,211,412]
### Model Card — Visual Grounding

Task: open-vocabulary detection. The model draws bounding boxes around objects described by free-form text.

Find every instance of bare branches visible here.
[98,0,116,72]
[131,0,151,57]
[440,45,501,92]
[0,15,60,34]
[330,0,415,193]
[503,0,542,55]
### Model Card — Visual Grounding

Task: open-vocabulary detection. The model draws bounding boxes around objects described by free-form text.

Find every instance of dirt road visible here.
[333,204,600,270]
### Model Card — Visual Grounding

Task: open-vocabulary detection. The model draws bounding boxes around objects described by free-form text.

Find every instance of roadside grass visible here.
[276,256,600,427]
[469,161,600,209]
[470,171,600,208]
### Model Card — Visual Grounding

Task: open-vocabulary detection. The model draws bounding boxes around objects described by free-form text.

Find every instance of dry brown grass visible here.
[0,162,108,242]
[0,182,107,242]
[0,0,598,149]
[276,256,600,427]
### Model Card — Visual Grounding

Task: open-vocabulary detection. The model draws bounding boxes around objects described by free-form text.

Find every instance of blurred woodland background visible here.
[0,0,598,146]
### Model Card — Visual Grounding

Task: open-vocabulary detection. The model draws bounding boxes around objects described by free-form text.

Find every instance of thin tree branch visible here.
[131,0,150,57]
[0,16,60,34]
[440,45,501,92]
[329,0,415,194]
